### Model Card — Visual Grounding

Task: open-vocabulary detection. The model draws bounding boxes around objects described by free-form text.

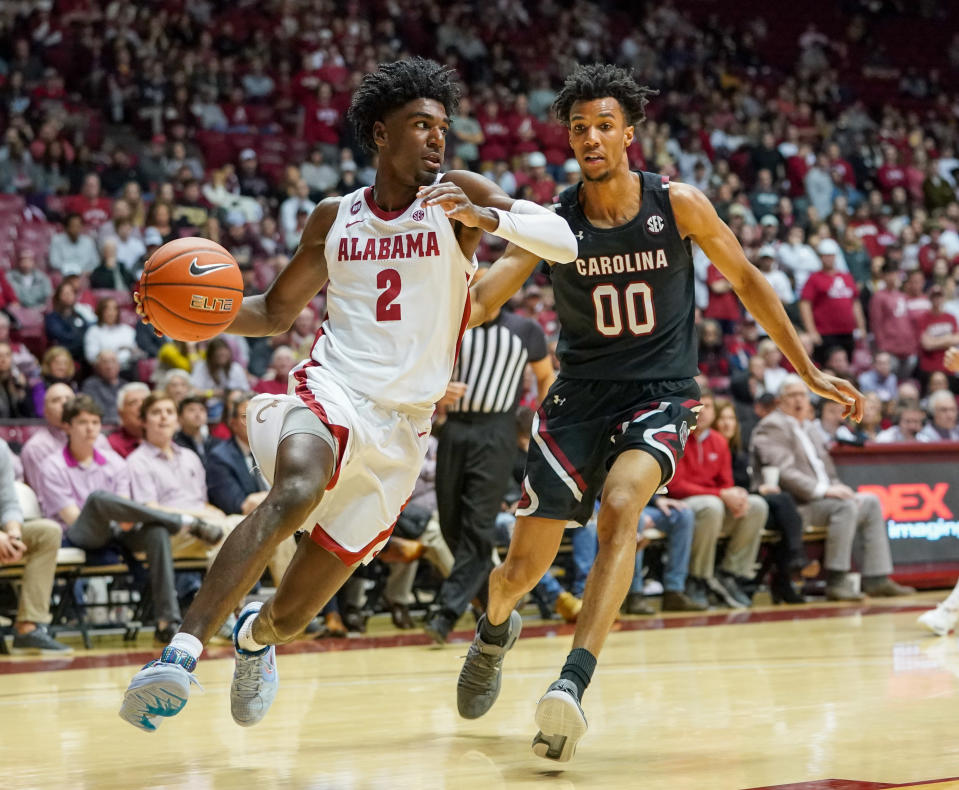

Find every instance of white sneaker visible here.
[918,605,959,637]
[230,602,279,727]
[119,647,202,731]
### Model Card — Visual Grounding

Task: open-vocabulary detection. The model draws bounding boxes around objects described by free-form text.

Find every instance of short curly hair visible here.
[347,58,462,154]
[552,64,658,127]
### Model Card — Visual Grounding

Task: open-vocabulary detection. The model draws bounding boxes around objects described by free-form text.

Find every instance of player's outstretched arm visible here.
[670,182,864,422]
[419,170,578,264]
[227,199,339,337]
[468,243,544,328]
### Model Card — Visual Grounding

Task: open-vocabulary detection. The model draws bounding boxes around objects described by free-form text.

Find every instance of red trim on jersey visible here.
[649,428,680,465]
[292,360,350,490]
[536,407,589,494]
[681,399,701,409]
[310,522,394,565]
[309,494,412,564]
[661,175,670,186]
[453,285,472,365]
[364,187,414,221]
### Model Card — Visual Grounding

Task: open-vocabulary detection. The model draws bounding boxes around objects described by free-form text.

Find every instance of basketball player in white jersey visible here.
[120,58,577,731]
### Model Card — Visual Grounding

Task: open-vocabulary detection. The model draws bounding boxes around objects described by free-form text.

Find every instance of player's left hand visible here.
[417,183,495,229]
[804,369,864,422]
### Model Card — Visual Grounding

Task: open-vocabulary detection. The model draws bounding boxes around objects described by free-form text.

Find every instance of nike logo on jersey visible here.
[189,257,234,276]
[417,431,428,437]
[345,219,365,228]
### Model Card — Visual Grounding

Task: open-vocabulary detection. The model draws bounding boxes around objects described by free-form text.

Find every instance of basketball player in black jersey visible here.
[455,64,864,763]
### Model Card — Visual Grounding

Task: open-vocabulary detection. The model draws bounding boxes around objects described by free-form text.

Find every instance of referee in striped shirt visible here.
[425,270,555,643]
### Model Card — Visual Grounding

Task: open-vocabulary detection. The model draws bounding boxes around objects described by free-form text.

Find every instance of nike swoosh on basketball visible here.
[189,257,234,276]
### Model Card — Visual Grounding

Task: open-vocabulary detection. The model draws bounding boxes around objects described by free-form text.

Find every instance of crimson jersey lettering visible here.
[335,231,441,262]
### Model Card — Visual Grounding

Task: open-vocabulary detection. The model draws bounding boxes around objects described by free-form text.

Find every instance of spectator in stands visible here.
[667,391,768,609]
[172,179,211,229]
[811,397,865,447]
[236,148,271,201]
[91,238,134,291]
[279,179,316,251]
[714,399,817,604]
[800,238,865,365]
[104,217,145,276]
[81,350,122,424]
[127,392,244,566]
[624,495,704,614]
[450,96,483,171]
[204,392,296,586]
[758,338,789,395]
[917,285,959,391]
[37,395,209,644]
[21,382,103,489]
[161,369,193,405]
[83,296,138,372]
[875,400,926,443]
[858,351,898,403]
[43,280,88,362]
[48,213,99,277]
[108,382,149,458]
[173,395,218,462]
[751,375,913,600]
[756,246,796,314]
[31,346,76,417]
[0,341,33,419]
[299,146,339,200]
[0,313,37,380]
[777,225,820,296]
[917,390,959,442]
[190,336,248,396]
[145,201,176,245]
[66,173,112,229]
[6,248,51,309]
[0,438,70,653]
[253,345,296,396]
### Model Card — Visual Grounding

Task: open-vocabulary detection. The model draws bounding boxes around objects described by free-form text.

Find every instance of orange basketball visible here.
[137,237,243,342]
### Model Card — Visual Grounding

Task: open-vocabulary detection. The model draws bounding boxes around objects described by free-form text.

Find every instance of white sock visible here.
[236,604,268,653]
[943,580,959,610]
[180,514,196,528]
[169,632,203,661]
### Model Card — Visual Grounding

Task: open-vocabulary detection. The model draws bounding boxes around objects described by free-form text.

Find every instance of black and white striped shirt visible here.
[449,311,548,415]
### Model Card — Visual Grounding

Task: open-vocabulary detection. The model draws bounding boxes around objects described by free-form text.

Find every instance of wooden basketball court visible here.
[3,595,959,789]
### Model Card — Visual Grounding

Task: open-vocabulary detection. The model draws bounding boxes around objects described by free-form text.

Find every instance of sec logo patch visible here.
[646,214,665,234]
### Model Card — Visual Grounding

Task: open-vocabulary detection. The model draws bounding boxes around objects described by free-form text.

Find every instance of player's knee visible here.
[597,489,642,539]
[267,477,325,525]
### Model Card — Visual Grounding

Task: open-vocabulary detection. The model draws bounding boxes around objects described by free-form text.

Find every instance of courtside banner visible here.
[832,442,959,564]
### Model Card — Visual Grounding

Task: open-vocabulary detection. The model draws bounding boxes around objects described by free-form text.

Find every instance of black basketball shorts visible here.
[516,376,701,525]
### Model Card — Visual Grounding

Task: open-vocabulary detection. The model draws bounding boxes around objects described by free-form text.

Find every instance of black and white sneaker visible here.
[11,625,72,654]
[531,679,588,762]
[456,610,522,719]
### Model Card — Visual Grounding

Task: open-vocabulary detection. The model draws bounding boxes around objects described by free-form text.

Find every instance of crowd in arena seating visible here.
[0,0,957,642]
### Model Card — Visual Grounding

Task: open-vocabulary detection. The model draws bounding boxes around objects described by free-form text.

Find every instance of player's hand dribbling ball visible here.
[136,237,243,341]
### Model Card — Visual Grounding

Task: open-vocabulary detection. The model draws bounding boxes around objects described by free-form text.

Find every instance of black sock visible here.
[826,570,847,586]
[479,614,511,646]
[559,647,596,699]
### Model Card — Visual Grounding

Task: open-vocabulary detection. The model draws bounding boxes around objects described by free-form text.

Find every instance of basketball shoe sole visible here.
[531,679,588,762]
[230,601,279,726]
[119,651,201,732]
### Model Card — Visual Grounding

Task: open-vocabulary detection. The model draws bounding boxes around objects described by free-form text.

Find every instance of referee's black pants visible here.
[435,412,517,622]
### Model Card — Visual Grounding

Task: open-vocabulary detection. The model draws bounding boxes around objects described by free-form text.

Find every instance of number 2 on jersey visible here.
[376,268,402,321]
[591,282,655,337]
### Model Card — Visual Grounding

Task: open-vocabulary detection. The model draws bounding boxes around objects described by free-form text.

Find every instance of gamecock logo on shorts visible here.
[679,421,689,450]
[412,209,425,221]
[646,214,665,234]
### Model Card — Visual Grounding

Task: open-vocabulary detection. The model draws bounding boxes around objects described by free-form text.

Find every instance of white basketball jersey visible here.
[312,181,477,412]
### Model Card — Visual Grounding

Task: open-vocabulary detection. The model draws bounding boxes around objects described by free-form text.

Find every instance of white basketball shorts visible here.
[247,363,432,565]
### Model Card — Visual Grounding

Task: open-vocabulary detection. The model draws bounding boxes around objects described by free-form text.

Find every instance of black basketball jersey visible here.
[549,171,698,381]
